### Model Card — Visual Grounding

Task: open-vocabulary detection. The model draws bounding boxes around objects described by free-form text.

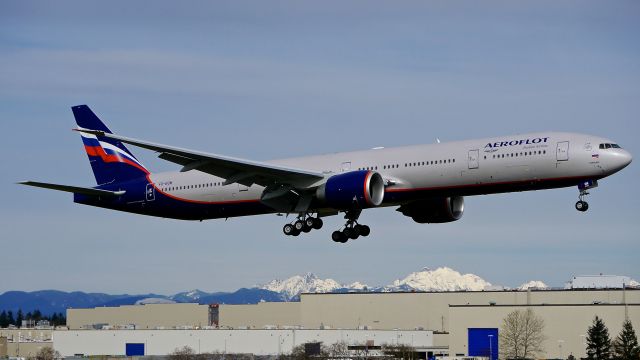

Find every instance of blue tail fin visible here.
[72,105,149,185]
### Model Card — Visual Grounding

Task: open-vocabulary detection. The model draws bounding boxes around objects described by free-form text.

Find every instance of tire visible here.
[359,225,371,237]
[294,220,305,231]
[291,228,301,236]
[312,217,324,230]
[305,217,315,228]
[348,226,360,240]
[343,227,353,239]
[302,224,312,233]
[575,201,589,212]
[283,224,294,236]
[332,231,345,243]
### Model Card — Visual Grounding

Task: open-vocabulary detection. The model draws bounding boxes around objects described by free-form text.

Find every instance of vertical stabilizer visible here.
[72,105,149,185]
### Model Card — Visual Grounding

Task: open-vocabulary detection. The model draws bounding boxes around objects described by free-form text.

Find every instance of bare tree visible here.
[327,341,350,359]
[500,308,546,359]
[32,346,61,360]
[169,346,197,360]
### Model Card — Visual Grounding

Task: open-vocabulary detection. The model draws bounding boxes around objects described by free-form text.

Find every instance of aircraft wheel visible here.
[294,220,305,231]
[283,224,295,236]
[357,225,371,237]
[332,231,346,243]
[575,201,589,212]
[345,227,359,240]
[312,218,323,230]
[305,217,316,228]
[302,224,312,233]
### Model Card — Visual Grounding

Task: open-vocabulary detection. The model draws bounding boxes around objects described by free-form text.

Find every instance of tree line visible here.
[500,309,639,360]
[0,309,66,327]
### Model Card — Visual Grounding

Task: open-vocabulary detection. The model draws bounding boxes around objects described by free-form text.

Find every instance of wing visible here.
[18,181,126,197]
[74,129,325,188]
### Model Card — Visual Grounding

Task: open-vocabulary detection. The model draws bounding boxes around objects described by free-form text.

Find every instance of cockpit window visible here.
[599,143,622,149]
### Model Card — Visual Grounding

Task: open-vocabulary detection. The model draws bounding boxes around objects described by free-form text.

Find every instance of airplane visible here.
[20,105,632,243]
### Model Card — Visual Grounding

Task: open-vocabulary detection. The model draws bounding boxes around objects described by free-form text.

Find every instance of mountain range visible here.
[0,266,596,315]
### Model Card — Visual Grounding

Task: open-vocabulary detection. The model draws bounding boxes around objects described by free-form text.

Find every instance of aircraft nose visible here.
[610,149,632,171]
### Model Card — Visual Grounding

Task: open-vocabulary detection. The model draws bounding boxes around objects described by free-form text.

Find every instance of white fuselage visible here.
[148,132,631,212]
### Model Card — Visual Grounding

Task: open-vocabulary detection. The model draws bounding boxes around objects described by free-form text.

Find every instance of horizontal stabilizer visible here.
[18,181,125,197]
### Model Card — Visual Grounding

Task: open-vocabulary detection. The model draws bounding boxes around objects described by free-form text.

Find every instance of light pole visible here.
[488,334,494,360]
[558,340,565,359]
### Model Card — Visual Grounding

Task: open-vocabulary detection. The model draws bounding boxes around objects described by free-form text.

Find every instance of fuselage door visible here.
[145,183,155,201]
[556,141,569,161]
[468,150,479,169]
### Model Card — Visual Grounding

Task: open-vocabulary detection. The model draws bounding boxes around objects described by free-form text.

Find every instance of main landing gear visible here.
[331,209,371,243]
[283,214,323,236]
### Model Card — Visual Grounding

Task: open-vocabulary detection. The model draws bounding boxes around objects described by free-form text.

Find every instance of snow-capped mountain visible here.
[518,280,548,290]
[135,297,177,305]
[386,267,492,292]
[171,289,210,303]
[259,272,362,300]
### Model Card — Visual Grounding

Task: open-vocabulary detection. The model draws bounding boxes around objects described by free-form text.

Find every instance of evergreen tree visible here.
[612,320,640,360]
[7,310,15,326]
[0,310,7,328]
[33,309,42,321]
[16,309,23,327]
[587,316,612,360]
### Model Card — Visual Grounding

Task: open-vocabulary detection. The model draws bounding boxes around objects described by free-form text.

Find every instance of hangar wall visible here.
[67,303,209,330]
[219,289,639,332]
[448,304,640,359]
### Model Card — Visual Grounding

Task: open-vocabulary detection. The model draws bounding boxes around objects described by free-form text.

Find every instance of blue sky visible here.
[1,1,638,294]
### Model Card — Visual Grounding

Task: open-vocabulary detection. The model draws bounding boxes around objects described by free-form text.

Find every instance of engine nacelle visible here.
[398,196,464,223]
[316,170,385,209]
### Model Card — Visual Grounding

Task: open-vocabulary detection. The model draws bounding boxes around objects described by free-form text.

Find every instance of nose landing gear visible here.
[575,180,597,212]
[575,193,589,212]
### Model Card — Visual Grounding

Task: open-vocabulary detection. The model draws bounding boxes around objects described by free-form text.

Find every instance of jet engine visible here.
[397,196,464,223]
[316,170,385,209]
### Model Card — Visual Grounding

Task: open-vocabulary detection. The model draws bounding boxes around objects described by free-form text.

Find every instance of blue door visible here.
[468,328,498,360]
[126,343,145,356]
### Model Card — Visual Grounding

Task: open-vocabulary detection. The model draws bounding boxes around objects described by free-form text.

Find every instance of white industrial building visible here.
[54,329,434,357]
[53,287,639,358]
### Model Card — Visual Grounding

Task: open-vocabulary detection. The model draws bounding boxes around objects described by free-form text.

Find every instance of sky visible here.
[1,0,639,294]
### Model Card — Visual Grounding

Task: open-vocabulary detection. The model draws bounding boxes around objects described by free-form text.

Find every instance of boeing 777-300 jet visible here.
[21,105,632,243]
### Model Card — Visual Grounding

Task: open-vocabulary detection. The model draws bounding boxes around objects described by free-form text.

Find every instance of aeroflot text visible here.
[484,137,550,149]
